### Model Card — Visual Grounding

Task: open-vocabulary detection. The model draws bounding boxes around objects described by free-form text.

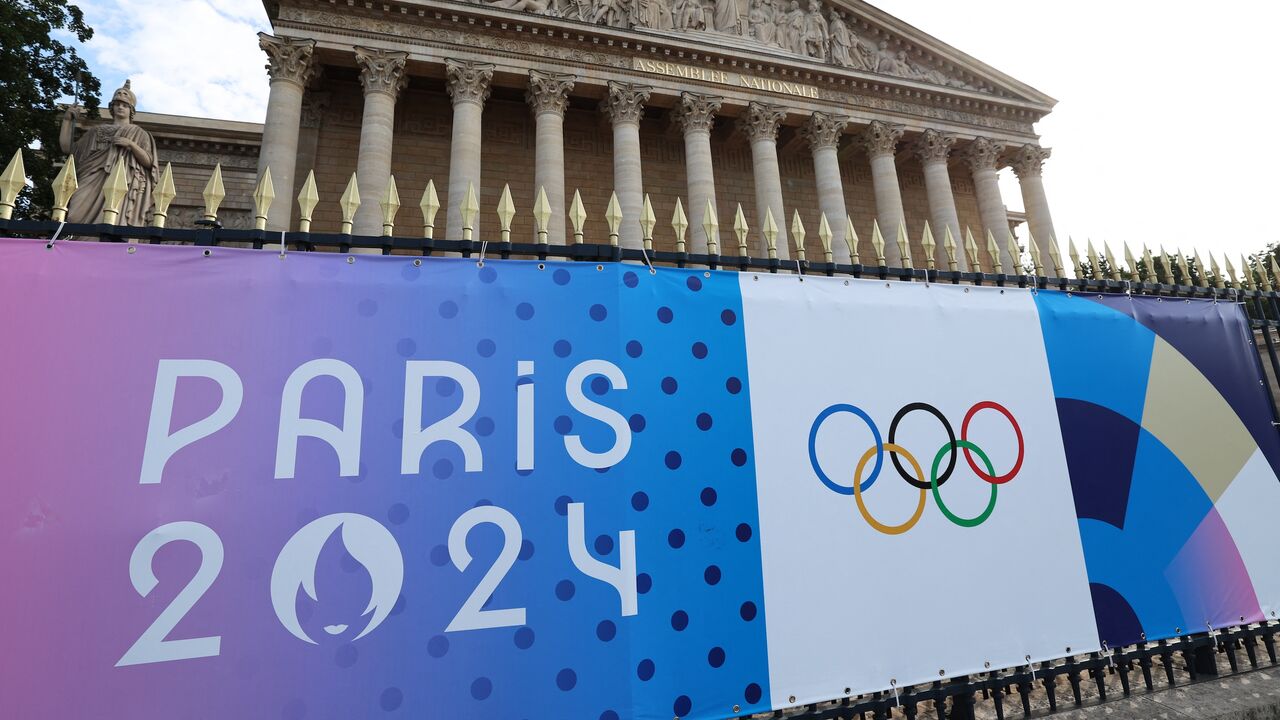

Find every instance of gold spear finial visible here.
[763,207,779,260]
[605,191,623,248]
[871,219,887,267]
[943,225,958,272]
[1007,234,1021,275]
[252,167,275,231]
[1176,248,1192,285]
[1224,253,1239,288]
[1141,245,1155,282]
[0,149,26,221]
[1047,235,1064,277]
[1254,255,1273,292]
[379,175,400,237]
[670,196,687,253]
[201,163,226,224]
[297,170,319,233]
[640,193,656,251]
[1270,256,1280,291]
[791,210,806,263]
[1085,239,1100,280]
[1240,254,1254,290]
[420,179,440,239]
[986,229,1003,274]
[1210,253,1225,289]
[703,199,719,256]
[1123,242,1139,282]
[1103,242,1121,281]
[964,227,980,272]
[1157,246,1174,284]
[818,213,833,264]
[734,204,749,257]
[845,215,860,265]
[1193,250,1210,288]
[532,186,551,245]
[496,183,515,243]
[338,172,360,234]
[1067,237,1081,279]
[896,219,912,270]
[569,189,586,244]
[920,220,936,271]
[1028,232,1044,276]
[50,155,79,223]
[460,181,479,243]
[100,160,128,224]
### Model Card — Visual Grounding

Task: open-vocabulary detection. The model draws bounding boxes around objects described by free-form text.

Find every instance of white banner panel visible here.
[740,275,1100,706]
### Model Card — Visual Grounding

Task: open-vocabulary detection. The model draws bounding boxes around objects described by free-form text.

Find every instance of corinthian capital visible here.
[600,81,651,126]
[1009,144,1052,179]
[526,70,575,118]
[445,59,495,107]
[737,102,787,142]
[910,129,956,165]
[799,111,848,151]
[860,120,905,159]
[354,47,408,98]
[961,137,1007,173]
[673,92,722,134]
[258,33,317,87]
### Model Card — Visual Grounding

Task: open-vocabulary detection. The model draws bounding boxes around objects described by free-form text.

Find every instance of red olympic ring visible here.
[960,401,1023,485]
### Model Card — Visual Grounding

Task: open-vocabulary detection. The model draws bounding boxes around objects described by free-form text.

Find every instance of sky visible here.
[63,0,1280,262]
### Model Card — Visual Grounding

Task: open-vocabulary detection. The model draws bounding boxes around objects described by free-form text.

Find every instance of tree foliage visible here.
[0,0,101,217]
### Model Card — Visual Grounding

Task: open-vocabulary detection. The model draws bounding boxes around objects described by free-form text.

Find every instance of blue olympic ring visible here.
[808,403,883,495]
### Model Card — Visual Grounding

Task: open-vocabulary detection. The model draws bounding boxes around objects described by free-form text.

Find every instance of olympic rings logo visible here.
[807,401,1025,535]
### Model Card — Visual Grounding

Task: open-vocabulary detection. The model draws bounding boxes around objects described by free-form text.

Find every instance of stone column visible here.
[600,81,651,250]
[526,70,575,245]
[445,59,495,241]
[1009,144,1056,249]
[351,47,408,237]
[674,92,722,253]
[256,33,316,232]
[861,120,906,266]
[962,137,1014,271]
[800,111,850,262]
[911,129,964,270]
[738,102,789,259]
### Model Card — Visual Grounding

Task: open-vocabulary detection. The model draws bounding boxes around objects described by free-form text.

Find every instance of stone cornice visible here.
[271,0,1051,121]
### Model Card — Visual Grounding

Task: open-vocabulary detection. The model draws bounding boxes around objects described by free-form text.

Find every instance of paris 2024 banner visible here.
[3,238,1279,719]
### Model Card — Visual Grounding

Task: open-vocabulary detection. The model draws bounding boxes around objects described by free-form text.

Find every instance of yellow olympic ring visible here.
[852,442,927,536]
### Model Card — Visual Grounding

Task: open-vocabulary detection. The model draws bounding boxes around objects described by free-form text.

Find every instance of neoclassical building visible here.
[245,0,1056,268]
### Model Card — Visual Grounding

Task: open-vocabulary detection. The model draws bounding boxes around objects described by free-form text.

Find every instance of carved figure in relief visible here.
[712,0,743,33]
[489,0,551,12]
[672,0,709,30]
[634,0,674,29]
[557,0,594,20]
[801,0,827,59]
[592,0,631,27]
[748,0,777,45]
[58,79,158,226]
[827,10,862,68]
[781,0,804,53]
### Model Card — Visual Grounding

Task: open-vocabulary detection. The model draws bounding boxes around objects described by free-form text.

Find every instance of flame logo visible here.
[270,513,404,644]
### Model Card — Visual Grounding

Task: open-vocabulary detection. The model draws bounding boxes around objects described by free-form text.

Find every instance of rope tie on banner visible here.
[1027,655,1036,682]
[477,237,489,267]
[1124,279,1132,296]
[1103,641,1114,669]
[278,230,287,258]
[639,244,656,275]
[795,256,803,275]
[47,221,66,246]
[889,679,899,708]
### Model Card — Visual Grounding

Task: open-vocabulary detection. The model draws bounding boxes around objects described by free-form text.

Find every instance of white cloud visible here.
[76,0,271,121]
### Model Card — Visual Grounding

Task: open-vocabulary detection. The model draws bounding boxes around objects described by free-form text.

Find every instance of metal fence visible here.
[5,149,1280,719]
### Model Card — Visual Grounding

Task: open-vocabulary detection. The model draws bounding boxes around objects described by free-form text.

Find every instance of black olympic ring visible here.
[887,402,956,490]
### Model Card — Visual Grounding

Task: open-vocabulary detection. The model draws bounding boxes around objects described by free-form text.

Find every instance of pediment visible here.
[478,0,1053,106]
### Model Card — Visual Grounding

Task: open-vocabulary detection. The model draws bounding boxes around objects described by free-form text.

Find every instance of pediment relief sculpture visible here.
[481,0,982,91]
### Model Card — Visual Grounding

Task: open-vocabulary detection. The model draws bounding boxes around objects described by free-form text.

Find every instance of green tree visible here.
[0,0,100,218]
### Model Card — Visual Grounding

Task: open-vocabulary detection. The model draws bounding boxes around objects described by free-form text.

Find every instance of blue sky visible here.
[60,0,1280,261]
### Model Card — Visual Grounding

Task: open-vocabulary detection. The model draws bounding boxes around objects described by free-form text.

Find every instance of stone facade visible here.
[246,0,1057,263]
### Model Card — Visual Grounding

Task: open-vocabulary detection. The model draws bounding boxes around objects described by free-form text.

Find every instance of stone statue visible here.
[634,0,674,29]
[592,0,631,26]
[801,0,828,59]
[748,0,775,45]
[489,0,551,12]
[827,9,860,67]
[711,0,742,33]
[783,1,805,54]
[58,79,158,226]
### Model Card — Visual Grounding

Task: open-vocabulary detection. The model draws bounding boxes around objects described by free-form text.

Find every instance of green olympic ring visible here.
[930,440,998,528]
